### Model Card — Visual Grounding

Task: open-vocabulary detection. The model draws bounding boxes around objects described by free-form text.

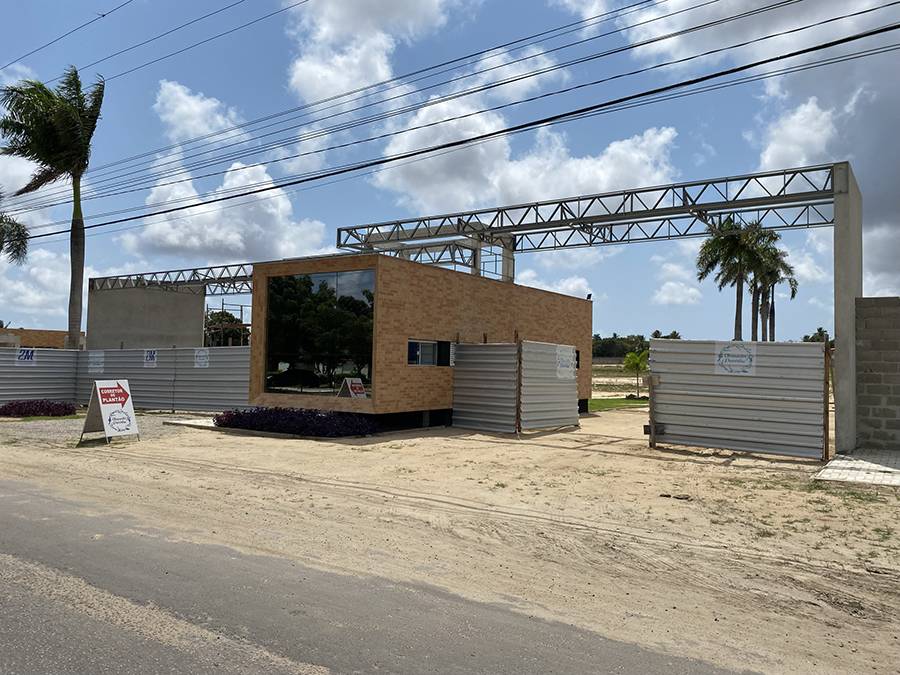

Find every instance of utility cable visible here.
[25,20,900,243]
[0,0,136,72]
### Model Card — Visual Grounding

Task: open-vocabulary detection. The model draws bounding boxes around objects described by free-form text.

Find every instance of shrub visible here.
[0,399,77,418]
[213,407,378,438]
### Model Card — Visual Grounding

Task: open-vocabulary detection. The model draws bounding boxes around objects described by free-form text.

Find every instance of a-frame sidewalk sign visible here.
[80,380,140,444]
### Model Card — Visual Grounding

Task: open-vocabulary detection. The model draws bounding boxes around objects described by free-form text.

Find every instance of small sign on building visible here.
[337,377,368,398]
[80,379,140,444]
[143,349,158,368]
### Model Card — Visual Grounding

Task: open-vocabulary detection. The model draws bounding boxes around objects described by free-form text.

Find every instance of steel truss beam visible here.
[336,165,836,257]
[91,165,837,294]
[88,244,478,295]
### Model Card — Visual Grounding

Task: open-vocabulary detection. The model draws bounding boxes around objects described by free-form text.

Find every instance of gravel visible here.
[0,411,211,446]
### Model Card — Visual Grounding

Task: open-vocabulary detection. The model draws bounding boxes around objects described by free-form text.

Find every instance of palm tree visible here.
[745,226,782,341]
[696,218,765,341]
[0,189,28,264]
[1,66,105,349]
[758,248,797,341]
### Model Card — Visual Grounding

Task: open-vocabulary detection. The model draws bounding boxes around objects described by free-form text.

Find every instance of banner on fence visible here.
[81,379,140,443]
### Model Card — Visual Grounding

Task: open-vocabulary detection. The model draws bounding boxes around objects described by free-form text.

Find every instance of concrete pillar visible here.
[833,161,863,453]
[471,245,482,277]
[501,238,515,283]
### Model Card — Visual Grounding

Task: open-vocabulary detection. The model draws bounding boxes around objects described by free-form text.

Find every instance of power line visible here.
[14,0,886,221]
[10,0,801,215]
[25,20,900,243]
[9,0,662,214]
[28,38,900,250]
[0,0,136,72]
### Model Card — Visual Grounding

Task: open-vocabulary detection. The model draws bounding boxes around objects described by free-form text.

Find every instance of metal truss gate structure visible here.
[89,162,861,452]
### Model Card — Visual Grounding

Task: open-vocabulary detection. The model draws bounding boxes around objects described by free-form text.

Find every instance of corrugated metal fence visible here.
[520,342,579,431]
[0,347,250,412]
[648,339,828,459]
[452,343,518,433]
[453,341,579,433]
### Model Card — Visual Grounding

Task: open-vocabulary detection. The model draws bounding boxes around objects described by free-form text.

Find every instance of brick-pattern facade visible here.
[250,254,592,415]
[856,297,900,450]
[0,328,83,349]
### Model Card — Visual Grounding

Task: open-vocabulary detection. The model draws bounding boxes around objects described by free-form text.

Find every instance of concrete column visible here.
[471,245,482,277]
[501,239,515,283]
[833,161,863,453]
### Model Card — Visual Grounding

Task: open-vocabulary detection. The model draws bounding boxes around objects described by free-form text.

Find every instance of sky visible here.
[0,0,898,342]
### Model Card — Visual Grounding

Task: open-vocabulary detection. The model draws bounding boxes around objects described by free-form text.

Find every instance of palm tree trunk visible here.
[66,175,84,350]
[733,272,744,341]
[760,286,770,342]
[750,284,760,341]
[769,294,776,341]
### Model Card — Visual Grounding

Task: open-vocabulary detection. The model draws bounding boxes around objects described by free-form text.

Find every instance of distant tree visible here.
[622,350,649,397]
[651,330,681,340]
[592,333,647,357]
[802,327,835,348]
[0,190,28,264]
[205,309,246,347]
[1,66,105,349]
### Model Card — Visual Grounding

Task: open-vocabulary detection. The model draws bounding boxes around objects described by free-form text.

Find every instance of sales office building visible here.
[250,254,592,423]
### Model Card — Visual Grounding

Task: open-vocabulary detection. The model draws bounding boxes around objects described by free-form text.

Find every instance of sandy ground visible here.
[1,409,898,675]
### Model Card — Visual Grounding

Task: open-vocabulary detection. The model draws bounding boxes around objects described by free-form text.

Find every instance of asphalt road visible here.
[0,480,753,675]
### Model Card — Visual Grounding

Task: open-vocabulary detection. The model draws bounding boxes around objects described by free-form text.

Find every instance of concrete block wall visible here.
[856,297,900,450]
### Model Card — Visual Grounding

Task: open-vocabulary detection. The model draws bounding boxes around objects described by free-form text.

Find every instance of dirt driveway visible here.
[1,408,898,674]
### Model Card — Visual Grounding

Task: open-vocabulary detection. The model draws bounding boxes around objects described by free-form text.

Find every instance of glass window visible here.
[408,340,451,366]
[265,269,374,396]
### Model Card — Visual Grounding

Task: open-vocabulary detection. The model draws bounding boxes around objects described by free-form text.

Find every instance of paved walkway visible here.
[814,448,900,487]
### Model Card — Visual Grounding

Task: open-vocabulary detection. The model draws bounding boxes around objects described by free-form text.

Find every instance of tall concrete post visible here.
[832,162,863,454]
[500,238,515,283]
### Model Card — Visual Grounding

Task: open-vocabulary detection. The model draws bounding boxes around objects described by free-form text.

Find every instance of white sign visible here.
[449,343,456,367]
[88,350,105,374]
[15,348,36,366]
[80,379,140,443]
[337,377,368,398]
[715,342,757,375]
[194,348,210,368]
[556,345,577,379]
[143,349,158,368]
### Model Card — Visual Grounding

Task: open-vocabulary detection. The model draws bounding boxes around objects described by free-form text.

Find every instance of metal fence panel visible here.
[75,347,251,411]
[520,341,579,430]
[649,339,826,459]
[452,344,518,433]
[0,348,78,403]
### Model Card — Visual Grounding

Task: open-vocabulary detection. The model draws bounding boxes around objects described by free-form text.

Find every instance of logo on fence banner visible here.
[143,349,157,368]
[715,342,756,375]
[194,348,210,368]
[88,350,104,374]
[556,345,576,379]
[15,348,35,366]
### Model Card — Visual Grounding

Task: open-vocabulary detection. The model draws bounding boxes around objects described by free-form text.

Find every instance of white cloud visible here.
[657,262,693,282]
[0,250,151,329]
[122,161,330,263]
[652,281,701,306]
[515,268,592,298]
[757,97,836,171]
[375,123,678,215]
[788,250,828,284]
[0,63,35,88]
[288,33,396,104]
[153,81,247,144]
[536,245,624,271]
[863,222,900,296]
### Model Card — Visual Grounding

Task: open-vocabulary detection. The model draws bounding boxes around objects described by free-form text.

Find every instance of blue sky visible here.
[1,0,898,341]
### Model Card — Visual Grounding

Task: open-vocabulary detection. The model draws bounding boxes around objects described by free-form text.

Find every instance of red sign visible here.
[99,381,130,407]
[349,380,366,397]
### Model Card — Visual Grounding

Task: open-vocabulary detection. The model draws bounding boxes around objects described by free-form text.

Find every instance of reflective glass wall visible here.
[265,269,374,395]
